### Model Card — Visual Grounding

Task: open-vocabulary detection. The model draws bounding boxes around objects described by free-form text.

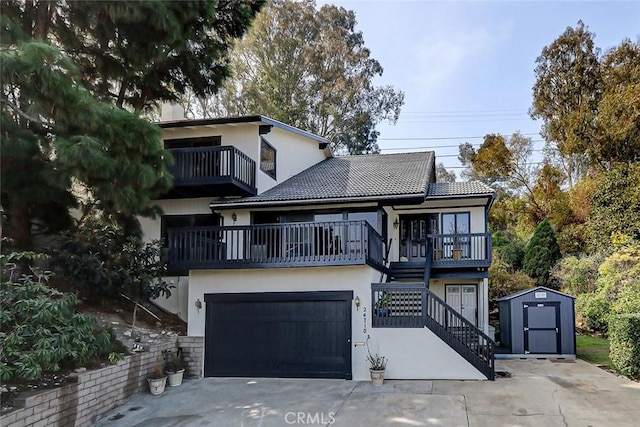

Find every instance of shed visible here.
[498,286,576,356]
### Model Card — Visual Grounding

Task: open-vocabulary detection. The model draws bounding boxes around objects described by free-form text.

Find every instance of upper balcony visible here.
[163,146,257,198]
[429,233,492,269]
[166,220,385,272]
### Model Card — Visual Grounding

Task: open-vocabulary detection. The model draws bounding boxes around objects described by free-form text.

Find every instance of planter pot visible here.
[167,369,185,387]
[452,249,462,260]
[148,377,167,395]
[433,250,443,261]
[375,308,390,317]
[370,369,385,386]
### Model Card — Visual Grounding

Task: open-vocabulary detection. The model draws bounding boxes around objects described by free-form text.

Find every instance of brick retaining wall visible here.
[0,336,204,427]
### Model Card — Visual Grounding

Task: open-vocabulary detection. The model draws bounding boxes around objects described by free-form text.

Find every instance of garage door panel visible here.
[204,291,352,379]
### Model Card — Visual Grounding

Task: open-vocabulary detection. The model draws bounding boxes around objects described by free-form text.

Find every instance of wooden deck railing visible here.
[166,220,385,270]
[429,233,491,267]
[168,145,256,190]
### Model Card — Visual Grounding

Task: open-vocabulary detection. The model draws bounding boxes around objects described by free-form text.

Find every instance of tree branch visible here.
[0,99,52,130]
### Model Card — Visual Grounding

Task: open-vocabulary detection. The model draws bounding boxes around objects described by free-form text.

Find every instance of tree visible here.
[530,21,600,186]
[587,163,640,250]
[1,1,263,252]
[523,219,562,287]
[530,23,640,180]
[436,163,456,183]
[182,0,404,154]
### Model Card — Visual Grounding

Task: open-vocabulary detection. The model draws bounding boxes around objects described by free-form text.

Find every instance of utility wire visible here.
[377,132,539,141]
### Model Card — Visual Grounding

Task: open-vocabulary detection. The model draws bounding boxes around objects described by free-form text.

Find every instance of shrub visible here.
[551,253,602,295]
[488,252,535,310]
[576,292,611,334]
[0,269,119,381]
[609,314,640,379]
[523,219,561,287]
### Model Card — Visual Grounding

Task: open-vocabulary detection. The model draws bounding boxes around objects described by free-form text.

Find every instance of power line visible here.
[377,132,539,141]
[379,140,546,151]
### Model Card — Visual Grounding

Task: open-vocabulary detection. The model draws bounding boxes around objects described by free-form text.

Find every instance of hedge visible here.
[609,314,640,379]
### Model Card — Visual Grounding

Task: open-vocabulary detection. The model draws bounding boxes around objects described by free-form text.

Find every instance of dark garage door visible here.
[204,291,352,379]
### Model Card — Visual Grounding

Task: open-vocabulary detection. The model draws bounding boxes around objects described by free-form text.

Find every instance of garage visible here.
[203,291,353,379]
[498,286,576,357]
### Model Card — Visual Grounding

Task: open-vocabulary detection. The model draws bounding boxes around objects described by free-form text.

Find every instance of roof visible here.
[497,286,577,301]
[210,152,435,209]
[427,182,495,198]
[158,115,329,145]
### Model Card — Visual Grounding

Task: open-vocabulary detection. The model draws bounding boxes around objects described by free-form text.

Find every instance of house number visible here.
[363,307,367,333]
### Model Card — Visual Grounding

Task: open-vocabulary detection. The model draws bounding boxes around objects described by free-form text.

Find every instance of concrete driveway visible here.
[95,359,640,427]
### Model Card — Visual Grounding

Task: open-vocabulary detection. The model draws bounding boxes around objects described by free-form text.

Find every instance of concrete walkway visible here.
[95,359,640,426]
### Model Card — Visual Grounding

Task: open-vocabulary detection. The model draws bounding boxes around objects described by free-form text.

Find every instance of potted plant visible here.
[452,238,463,260]
[366,339,388,386]
[374,292,392,317]
[164,349,186,387]
[147,356,167,395]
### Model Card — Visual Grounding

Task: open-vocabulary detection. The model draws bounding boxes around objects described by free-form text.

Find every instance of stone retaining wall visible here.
[0,336,205,427]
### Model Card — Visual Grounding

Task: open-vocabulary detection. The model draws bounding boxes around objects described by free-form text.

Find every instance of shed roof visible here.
[497,286,576,301]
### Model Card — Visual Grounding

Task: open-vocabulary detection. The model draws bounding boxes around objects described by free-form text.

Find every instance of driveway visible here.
[95,359,640,426]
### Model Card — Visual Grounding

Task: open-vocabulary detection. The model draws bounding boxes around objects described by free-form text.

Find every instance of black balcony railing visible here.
[429,233,491,268]
[166,220,385,271]
[371,283,495,380]
[168,145,256,193]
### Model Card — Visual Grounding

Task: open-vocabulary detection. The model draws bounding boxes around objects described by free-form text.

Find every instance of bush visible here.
[609,314,640,379]
[551,253,602,295]
[0,269,119,381]
[523,219,561,287]
[488,252,535,310]
[576,292,611,334]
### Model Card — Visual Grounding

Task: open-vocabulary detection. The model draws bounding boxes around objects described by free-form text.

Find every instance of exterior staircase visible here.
[375,244,494,380]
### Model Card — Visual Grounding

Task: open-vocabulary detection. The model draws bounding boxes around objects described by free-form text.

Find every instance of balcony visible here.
[166,220,385,271]
[429,233,492,269]
[163,146,257,198]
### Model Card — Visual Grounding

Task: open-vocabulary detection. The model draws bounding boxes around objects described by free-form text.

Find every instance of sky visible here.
[319,0,640,177]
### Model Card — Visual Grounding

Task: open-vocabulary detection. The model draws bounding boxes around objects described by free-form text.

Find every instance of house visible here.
[141,113,496,381]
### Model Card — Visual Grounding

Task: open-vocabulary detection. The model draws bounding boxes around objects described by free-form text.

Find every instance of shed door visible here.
[204,291,352,379]
[523,302,560,354]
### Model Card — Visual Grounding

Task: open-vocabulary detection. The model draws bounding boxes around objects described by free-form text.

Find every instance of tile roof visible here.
[427,182,495,197]
[211,152,434,208]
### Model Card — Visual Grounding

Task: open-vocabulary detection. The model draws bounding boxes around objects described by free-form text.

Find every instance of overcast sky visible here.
[319,0,640,176]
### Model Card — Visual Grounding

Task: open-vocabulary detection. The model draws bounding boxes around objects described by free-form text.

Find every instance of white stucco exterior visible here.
[188,266,485,381]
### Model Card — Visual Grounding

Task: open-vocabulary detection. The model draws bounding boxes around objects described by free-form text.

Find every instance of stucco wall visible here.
[188,266,485,381]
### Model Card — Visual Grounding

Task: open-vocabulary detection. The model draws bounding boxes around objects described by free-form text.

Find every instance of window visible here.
[260,137,276,179]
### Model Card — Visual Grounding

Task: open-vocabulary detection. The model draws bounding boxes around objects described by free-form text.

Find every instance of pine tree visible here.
[523,219,562,288]
[0,1,264,251]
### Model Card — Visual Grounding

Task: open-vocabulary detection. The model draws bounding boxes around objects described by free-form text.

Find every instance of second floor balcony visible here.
[164,146,257,198]
[166,220,385,271]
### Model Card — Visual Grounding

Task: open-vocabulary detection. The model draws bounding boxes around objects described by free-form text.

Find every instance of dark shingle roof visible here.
[427,182,495,197]
[211,152,434,209]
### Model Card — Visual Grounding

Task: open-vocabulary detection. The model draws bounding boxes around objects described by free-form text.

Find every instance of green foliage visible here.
[576,292,611,333]
[488,252,535,310]
[587,163,640,250]
[1,0,263,253]
[523,219,562,287]
[551,254,602,295]
[0,265,118,381]
[185,0,404,154]
[608,314,640,378]
[493,232,526,272]
[49,215,173,303]
[576,241,640,334]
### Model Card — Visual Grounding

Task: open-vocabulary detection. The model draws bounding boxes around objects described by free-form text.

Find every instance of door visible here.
[445,285,477,325]
[204,291,352,379]
[399,216,429,262]
[523,302,561,354]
